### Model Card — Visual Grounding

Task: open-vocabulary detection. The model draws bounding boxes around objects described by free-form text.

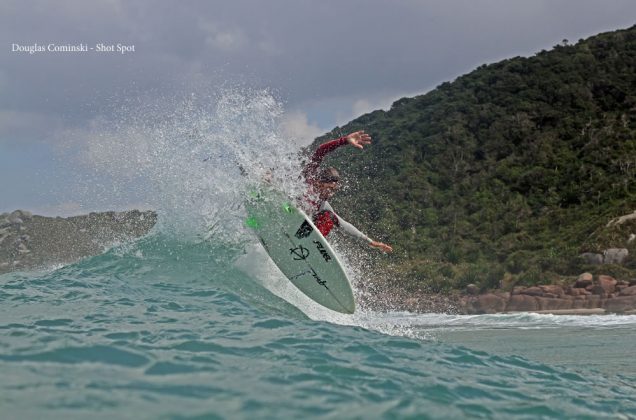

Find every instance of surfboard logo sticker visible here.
[290,245,310,260]
[295,220,313,239]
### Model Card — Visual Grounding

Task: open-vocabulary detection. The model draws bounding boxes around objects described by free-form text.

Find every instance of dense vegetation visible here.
[309,26,636,293]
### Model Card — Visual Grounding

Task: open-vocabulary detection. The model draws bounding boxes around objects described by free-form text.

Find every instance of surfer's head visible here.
[316,167,340,199]
[318,167,340,183]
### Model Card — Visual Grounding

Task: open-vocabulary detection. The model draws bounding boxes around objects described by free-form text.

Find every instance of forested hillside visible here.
[310,25,636,292]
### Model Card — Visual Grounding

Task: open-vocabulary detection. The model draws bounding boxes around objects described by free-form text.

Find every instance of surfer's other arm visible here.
[337,209,393,253]
[318,202,393,253]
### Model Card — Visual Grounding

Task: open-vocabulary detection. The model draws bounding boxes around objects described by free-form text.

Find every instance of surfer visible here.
[301,131,393,253]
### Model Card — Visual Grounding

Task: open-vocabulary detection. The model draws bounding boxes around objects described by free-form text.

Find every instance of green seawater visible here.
[1,235,635,419]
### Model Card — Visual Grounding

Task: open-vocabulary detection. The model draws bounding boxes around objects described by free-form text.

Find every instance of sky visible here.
[1,0,635,215]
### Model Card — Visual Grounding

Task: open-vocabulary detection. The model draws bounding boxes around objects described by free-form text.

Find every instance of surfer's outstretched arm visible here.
[302,131,372,181]
[339,216,393,253]
[321,202,393,253]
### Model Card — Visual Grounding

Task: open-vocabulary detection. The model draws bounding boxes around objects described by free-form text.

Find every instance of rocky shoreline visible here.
[0,210,157,274]
[361,272,636,315]
[459,273,636,315]
[366,279,636,315]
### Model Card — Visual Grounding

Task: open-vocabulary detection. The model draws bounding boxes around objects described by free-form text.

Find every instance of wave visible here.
[3,231,636,418]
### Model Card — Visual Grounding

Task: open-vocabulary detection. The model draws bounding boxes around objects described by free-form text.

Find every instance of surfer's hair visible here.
[318,167,340,183]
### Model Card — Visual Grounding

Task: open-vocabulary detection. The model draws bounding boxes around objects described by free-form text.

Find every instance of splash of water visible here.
[70,87,305,245]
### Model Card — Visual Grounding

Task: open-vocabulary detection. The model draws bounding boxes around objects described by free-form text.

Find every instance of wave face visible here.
[1,238,636,419]
[2,89,636,418]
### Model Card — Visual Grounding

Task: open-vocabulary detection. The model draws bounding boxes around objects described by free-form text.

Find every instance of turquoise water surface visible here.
[1,234,635,419]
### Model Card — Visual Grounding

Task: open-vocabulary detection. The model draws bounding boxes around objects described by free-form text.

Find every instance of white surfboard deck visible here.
[245,187,355,314]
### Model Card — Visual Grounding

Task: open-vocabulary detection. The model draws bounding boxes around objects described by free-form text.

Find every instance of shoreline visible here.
[362,273,636,315]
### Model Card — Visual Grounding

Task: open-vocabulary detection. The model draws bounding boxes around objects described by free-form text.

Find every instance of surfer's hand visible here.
[345,131,372,150]
[369,240,393,253]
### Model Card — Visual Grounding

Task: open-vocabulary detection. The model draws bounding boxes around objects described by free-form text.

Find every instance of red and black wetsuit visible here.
[300,137,372,242]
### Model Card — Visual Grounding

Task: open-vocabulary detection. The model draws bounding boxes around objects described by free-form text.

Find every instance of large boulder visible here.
[603,248,629,265]
[579,253,603,265]
[574,272,594,288]
[540,285,565,297]
[619,285,636,296]
[511,286,527,295]
[608,210,636,226]
[587,285,606,297]
[597,275,617,295]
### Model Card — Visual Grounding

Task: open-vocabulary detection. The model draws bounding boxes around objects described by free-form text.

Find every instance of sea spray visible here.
[66,87,305,244]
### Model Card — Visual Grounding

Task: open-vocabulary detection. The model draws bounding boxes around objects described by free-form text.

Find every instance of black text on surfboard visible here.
[313,240,332,262]
[311,268,328,289]
[288,268,329,290]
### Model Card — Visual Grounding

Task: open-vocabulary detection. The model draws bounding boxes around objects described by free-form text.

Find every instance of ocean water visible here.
[2,89,635,419]
[1,236,635,419]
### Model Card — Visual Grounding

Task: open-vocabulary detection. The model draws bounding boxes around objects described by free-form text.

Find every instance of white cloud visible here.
[280,111,325,146]
[336,89,431,127]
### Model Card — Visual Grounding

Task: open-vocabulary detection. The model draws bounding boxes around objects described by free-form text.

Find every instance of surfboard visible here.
[245,187,355,314]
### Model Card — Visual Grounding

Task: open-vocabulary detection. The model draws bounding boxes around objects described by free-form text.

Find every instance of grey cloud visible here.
[4,0,636,121]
